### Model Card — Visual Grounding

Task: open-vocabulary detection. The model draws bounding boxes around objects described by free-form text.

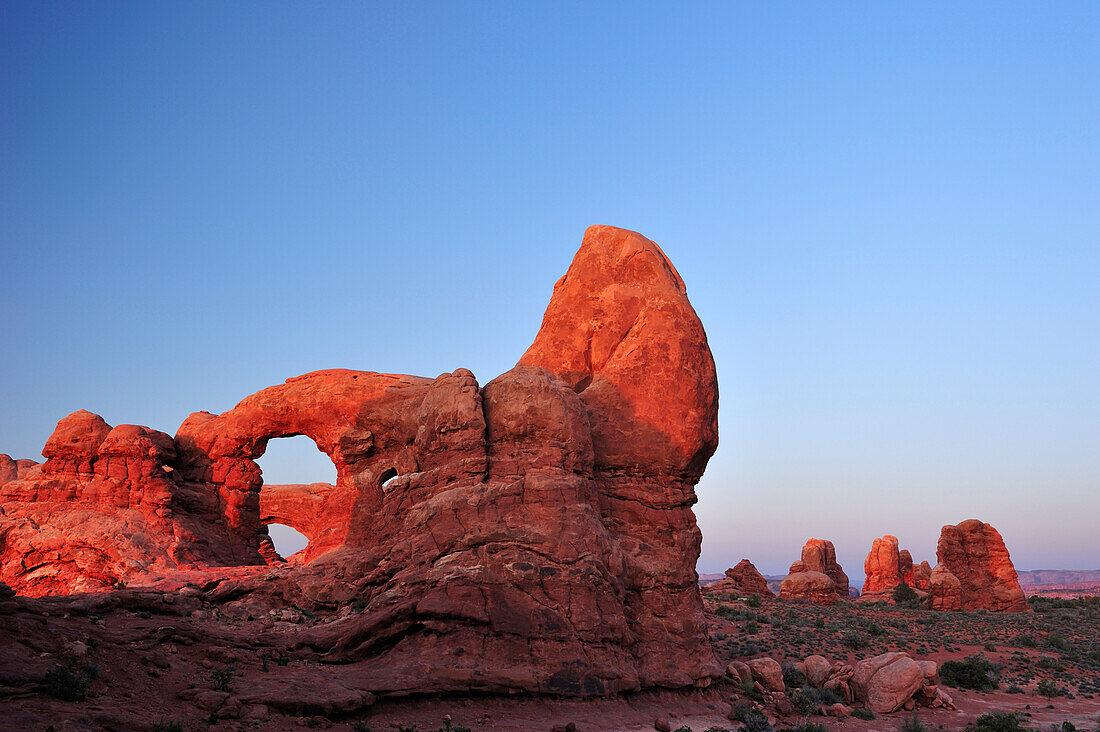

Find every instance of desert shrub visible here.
[789,724,829,732]
[841,631,870,650]
[432,720,471,732]
[743,713,775,732]
[739,677,765,703]
[1038,678,1066,698]
[746,594,762,608]
[970,711,1026,732]
[940,654,999,691]
[817,686,843,706]
[44,660,92,701]
[899,715,930,732]
[1015,633,1037,648]
[782,664,807,690]
[893,581,918,604]
[852,708,875,721]
[210,666,235,691]
[1047,633,1070,651]
[715,604,738,619]
[740,642,762,656]
[791,687,822,718]
[814,617,825,629]
[153,722,184,732]
[745,620,760,634]
[672,727,691,732]
[1006,685,1025,694]
[1037,656,1064,671]
[1051,723,1076,732]
[350,722,371,732]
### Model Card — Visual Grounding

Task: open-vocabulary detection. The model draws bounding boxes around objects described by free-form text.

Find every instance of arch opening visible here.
[255,434,337,560]
[267,523,308,558]
[379,467,399,490]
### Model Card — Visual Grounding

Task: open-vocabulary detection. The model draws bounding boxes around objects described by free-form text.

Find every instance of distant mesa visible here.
[0,225,721,697]
[702,559,774,598]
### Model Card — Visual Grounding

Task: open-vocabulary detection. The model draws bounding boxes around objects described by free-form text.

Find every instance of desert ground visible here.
[2,587,1097,732]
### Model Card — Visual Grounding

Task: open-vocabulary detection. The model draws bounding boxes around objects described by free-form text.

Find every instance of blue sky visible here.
[2,3,1097,576]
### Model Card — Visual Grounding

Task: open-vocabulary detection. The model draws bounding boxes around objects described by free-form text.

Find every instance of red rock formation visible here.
[863,535,903,594]
[0,453,38,485]
[928,563,962,611]
[862,536,933,601]
[930,519,1029,612]
[913,560,932,592]
[793,538,849,598]
[0,225,722,697]
[703,559,774,597]
[779,571,838,605]
[0,412,264,596]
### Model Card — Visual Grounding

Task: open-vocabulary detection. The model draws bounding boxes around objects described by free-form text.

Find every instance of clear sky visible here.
[2,3,1097,578]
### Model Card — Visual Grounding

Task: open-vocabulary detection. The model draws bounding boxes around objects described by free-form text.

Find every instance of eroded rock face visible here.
[0,225,721,697]
[930,519,1029,612]
[798,538,849,598]
[0,413,262,596]
[779,571,838,605]
[861,536,934,602]
[780,538,847,603]
[703,559,774,598]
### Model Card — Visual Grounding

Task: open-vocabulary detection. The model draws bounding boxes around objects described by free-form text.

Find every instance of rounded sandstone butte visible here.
[41,409,112,476]
[518,225,718,478]
[703,558,774,597]
[779,570,838,605]
[932,519,1029,612]
[797,538,849,598]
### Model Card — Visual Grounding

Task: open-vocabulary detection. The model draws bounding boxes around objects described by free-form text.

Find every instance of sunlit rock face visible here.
[780,538,849,603]
[0,225,721,696]
[930,519,1030,613]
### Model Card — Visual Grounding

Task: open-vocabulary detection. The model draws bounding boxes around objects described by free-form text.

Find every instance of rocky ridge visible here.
[0,225,721,698]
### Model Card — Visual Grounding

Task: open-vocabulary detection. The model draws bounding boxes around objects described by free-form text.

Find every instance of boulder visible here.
[727,660,752,685]
[852,652,924,713]
[931,519,1029,612]
[804,655,832,687]
[746,657,785,692]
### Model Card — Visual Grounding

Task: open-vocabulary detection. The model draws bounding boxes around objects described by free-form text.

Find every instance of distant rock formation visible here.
[861,535,932,602]
[703,559,774,597]
[779,538,849,603]
[928,519,1029,613]
[779,570,838,604]
[0,225,723,696]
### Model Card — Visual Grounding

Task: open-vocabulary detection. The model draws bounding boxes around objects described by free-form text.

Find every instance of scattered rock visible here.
[747,657,784,692]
